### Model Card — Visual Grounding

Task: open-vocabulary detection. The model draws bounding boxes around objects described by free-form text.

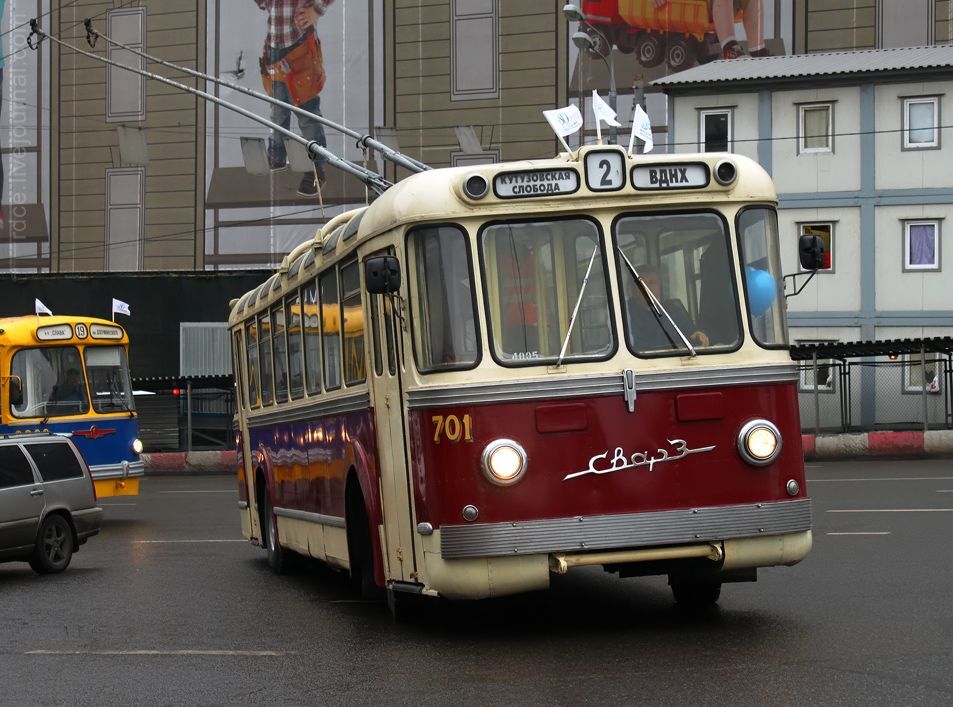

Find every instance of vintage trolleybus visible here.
[1,316,143,498]
[229,146,817,610]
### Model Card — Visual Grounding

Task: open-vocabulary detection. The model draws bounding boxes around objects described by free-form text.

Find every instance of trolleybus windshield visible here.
[614,211,742,357]
[84,346,134,414]
[11,346,90,419]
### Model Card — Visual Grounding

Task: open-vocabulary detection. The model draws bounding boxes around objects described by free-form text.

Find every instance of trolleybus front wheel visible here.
[670,579,722,607]
[263,494,287,575]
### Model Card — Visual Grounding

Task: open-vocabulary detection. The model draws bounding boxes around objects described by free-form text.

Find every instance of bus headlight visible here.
[737,420,781,466]
[481,439,527,486]
[132,438,144,454]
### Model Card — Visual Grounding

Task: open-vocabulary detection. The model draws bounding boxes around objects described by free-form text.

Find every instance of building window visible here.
[903,354,942,394]
[798,103,832,154]
[106,8,146,122]
[699,109,731,152]
[798,223,834,272]
[902,97,940,150]
[797,340,837,393]
[451,0,499,100]
[105,168,144,271]
[903,221,940,271]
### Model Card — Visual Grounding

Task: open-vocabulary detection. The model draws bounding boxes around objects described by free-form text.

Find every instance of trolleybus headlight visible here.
[132,438,144,455]
[737,419,781,466]
[481,439,527,486]
[714,159,737,186]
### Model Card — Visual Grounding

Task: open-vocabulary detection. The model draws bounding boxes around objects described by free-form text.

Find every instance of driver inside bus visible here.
[50,368,86,405]
[627,266,710,352]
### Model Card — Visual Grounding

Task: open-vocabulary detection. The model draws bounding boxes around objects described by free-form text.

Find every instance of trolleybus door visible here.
[366,246,417,583]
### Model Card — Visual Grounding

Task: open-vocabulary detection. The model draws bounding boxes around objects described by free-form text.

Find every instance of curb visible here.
[803,430,953,461]
[142,450,237,474]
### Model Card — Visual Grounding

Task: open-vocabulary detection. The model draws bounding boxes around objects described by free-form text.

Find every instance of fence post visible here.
[921,343,928,434]
[187,380,193,452]
[813,351,820,436]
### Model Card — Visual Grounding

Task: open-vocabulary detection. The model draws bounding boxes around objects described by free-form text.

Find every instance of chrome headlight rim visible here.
[737,419,782,466]
[481,438,527,486]
[131,438,144,455]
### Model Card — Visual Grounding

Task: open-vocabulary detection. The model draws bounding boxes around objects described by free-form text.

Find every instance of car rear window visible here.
[25,442,85,482]
[0,445,36,489]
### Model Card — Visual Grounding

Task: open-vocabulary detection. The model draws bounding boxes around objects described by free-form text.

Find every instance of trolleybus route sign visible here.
[493,169,580,199]
[631,163,709,190]
[36,325,73,341]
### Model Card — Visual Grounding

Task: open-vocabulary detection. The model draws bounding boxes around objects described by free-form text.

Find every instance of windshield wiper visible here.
[555,243,601,368]
[617,248,697,358]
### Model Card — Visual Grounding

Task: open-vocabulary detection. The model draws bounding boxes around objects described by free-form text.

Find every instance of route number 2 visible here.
[432,414,473,443]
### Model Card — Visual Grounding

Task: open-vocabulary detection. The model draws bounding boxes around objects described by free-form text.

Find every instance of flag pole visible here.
[557,134,572,154]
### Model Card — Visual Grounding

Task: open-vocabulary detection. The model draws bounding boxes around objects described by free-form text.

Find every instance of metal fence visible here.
[136,387,235,451]
[798,355,953,434]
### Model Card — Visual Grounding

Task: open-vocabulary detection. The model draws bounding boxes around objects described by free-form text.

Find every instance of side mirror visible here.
[8,376,22,407]
[798,234,827,271]
[365,255,401,295]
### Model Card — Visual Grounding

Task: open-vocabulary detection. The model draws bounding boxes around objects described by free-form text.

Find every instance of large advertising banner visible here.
[204,0,379,268]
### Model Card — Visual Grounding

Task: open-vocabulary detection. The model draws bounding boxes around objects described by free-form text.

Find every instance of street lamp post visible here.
[563,4,617,145]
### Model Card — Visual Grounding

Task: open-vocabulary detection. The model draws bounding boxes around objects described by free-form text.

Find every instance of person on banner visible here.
[651,0,766,60]
[254,0,335,197]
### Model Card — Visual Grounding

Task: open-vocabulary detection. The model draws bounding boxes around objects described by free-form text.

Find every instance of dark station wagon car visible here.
[0,434,103,573]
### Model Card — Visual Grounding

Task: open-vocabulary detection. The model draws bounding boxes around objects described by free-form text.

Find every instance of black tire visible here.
[615,28,637,54]
[671,580,722,607]
[29,514,74,575]
[665,35,693,73]
[346,488,382,600]
[635,33,665,69]
[263,494,287,575]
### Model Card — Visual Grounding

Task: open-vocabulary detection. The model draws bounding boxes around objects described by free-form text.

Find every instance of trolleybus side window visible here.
[407,225,479,372]
[272,304,289,404]
[286,294,305,399]
[369,293,384,377]
[481,218,613,365]
[340,259,366,385]
[301,279,322,396]
[320,269,342,390]
[736,207,788,348]
[258,313,274,406]
[246,320,260,407]
[384,295,399,375]
[84,346,134,414]
[10,347,89,419]
[232,330,246,409]
[615,212,742,357]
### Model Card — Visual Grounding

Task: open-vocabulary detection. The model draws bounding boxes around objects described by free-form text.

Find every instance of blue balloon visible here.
[745,266,777,317]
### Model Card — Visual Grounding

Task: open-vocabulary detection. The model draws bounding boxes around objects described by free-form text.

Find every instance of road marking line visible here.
[132,539,245,544]
[936,490,953,493]
[100,503,137,506]
[826,532,891,535]
[25,649,293,657]
[809,477,953,482]
[158,490,238,494]
[828,509,953,513]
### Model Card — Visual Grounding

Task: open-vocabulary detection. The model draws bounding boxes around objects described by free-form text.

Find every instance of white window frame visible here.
[798,222,835,273]
[698,108,732,152]
[798,103,833,154]
[106,7,147,122]
[903,220,941,272]
[450,0,499,101]
[797,340,837,393]
[902,96,940,150]
[902,354,942,394]
[105,167,145,271]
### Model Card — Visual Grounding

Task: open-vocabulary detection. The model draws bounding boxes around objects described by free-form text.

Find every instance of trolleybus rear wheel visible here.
[29,514,74,574]
[670,579,722,607]
[346,478,381,600]
[264,494,287,575]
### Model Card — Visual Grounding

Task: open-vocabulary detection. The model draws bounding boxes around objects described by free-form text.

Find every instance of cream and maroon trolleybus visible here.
[228,145,820,612]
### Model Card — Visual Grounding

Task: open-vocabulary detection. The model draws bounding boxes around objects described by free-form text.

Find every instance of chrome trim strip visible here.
[439,499,811,559]
[90,461,145,480]
[248,391,370,429]
[274,506,346,529]
[407,364,798,409]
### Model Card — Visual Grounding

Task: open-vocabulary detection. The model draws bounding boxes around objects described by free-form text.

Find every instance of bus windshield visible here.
[11,346,89,419]
[615,212,742,357]
[84,346,134,414]
[481,218,613,365]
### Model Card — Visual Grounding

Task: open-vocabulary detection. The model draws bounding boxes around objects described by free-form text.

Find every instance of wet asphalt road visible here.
[2,459,953,705]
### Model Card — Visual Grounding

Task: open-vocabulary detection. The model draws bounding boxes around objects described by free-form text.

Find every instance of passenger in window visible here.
[50,369,86,405]
[627,266,709,352]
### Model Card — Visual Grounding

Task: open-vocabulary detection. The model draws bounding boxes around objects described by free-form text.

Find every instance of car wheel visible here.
[264,495,287,575]
[29,514,74,575]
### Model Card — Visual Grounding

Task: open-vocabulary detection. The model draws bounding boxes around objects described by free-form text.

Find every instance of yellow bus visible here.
[1,315,143,497]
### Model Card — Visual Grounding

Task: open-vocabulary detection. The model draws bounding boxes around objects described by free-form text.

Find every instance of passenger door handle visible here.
[30,488,44,497]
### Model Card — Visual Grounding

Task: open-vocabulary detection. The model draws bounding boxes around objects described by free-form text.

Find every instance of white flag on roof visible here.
[112,298,131,318]
[628,103,654,154]
[591,90,621,128]
[35,298,52,317]
[543,104,584,138]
